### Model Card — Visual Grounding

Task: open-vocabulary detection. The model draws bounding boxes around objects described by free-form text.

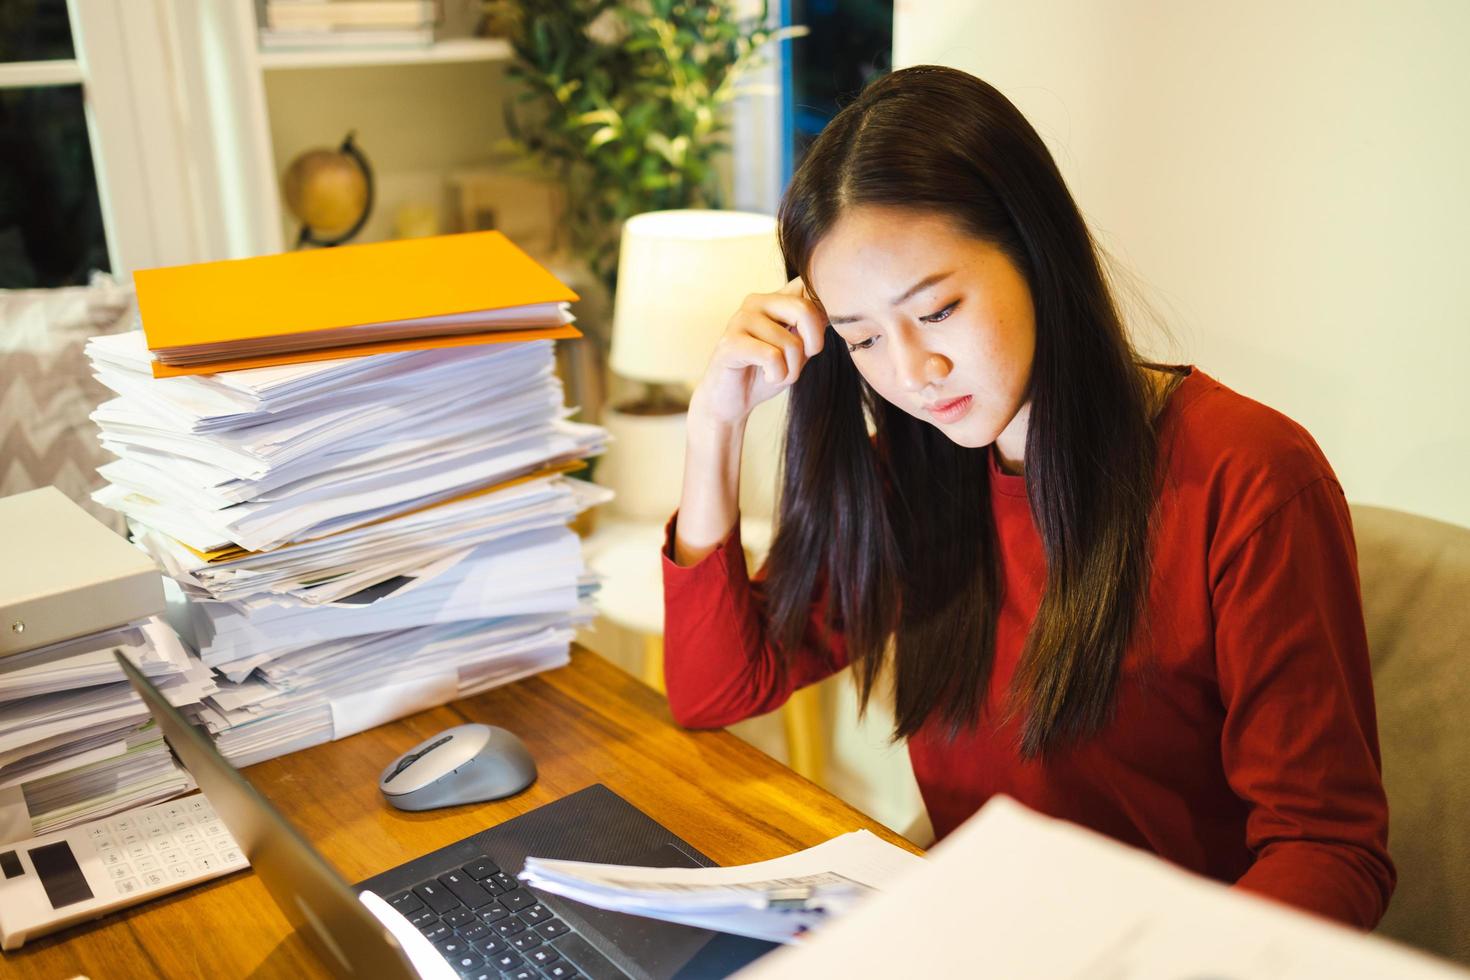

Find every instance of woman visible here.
[662,65,1393,929]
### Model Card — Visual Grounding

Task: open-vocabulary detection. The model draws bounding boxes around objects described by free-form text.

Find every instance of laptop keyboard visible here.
[387,854,588,979]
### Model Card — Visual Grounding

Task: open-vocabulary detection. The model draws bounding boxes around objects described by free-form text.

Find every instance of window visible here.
[782,0,893,180]
[0,0,109,288]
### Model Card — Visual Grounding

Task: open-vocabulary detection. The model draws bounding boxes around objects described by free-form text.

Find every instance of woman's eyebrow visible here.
[827,271,955,325]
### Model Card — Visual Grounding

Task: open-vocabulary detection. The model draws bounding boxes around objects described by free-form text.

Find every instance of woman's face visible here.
[807,205,1036,456]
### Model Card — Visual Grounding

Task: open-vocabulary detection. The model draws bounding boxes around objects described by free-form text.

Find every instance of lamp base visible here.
[596,404,689,522]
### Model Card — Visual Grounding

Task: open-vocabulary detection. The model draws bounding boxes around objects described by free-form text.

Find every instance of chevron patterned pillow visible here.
[0,272,136,533]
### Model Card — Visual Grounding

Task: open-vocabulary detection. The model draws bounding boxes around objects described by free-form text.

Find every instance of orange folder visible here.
[135,231,581,378]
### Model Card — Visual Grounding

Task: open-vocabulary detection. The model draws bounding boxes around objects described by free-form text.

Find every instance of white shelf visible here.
[258,36,512,71]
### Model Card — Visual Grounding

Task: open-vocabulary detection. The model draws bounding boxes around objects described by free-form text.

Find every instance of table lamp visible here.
[599,210,787,521]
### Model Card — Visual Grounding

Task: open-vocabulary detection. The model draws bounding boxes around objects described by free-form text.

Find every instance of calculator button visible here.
[102,849,126,867]
[195,855,217,872]
[142,870,167,887]
[168,817,190,832]
[109,817,134,833]
[109,864,133,880]
[178,830,202,845]
[116,877,141,895]
[187,797,208,812]
[160,849,184,865]
[202,822,225,837]
[120,831,143,846]
[162,804,185,820]
[220,849,244,865]
[168,864,192,880]
[136,856,160,872]
[186,843,211,858]
[94,836,116,852]
[88,826,110,840]
[127,843,152,859]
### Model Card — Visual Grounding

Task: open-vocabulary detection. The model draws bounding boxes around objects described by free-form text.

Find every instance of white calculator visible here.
[0,793,249,950]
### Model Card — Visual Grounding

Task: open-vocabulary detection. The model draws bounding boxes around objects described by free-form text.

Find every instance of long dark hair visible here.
[765,65,1158,757]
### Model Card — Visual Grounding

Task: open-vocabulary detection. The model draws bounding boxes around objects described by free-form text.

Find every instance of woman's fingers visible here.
[746,316,806,383]
[743,288,827,361]
[722,332,790,385]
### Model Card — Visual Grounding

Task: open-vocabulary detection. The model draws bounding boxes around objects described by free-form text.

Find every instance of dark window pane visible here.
[785,0,893,176]
[0,0,75,62]
[0,85,109,288]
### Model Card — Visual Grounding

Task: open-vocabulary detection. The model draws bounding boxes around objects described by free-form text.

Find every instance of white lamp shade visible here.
[609,209,787,385]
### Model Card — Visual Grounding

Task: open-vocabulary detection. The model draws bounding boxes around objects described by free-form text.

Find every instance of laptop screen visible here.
[114,650,421,979]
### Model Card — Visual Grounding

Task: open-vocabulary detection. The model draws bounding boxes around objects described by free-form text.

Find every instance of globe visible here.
[282,131,375,247]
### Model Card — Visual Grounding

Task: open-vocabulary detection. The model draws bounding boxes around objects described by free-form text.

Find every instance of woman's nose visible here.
[892,330,950,392]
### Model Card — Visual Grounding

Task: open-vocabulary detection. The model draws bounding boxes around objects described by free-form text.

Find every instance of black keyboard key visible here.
[448,951,484,972]
[501,889,537,913]
[487,949,523,971]
[527,946,560,967]
[473,934,509,955]
[408,908,438,928]
[504,968,537,980]
[413,881,461,914]
[541,965,581,980]
[435,937,471,958]
[439,870,495,909]
[494,917,527,937]
[444,908,477,929]
[519,904,552,925]
[463,857,499,880]
[458,922,489,942]
[491,871,519,892]
[459,970,495,980]
[390,890,425,915]
[478,903,510,923]
[536,920,570,940]
[420,923,451,944]
[510,932,542,952]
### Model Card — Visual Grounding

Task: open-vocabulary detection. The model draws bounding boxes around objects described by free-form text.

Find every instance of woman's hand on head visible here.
[689,278,827,428]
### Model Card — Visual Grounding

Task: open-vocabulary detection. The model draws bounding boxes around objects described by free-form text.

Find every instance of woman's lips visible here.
[925,394,973,424]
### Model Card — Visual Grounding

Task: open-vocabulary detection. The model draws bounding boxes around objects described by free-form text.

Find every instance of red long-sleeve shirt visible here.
[662,368,1394,929]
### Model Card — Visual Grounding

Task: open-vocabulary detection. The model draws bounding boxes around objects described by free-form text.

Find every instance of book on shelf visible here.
[258,27,436,51]
[265,1,439,32]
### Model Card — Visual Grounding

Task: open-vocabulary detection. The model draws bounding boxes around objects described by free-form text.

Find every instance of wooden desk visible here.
[6,648,920,979]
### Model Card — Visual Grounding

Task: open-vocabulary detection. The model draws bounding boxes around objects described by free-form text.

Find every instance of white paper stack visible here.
[0,618,217,844]
[519,831,925,945]
[85,330,608,771]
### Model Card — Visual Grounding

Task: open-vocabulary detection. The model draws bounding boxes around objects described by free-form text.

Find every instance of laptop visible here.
[113,651,777,979]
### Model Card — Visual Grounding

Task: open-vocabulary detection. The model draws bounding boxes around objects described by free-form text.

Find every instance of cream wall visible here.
[893,0,1470,527]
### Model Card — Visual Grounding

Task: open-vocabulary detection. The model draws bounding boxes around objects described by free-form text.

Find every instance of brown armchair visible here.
[1352,503,1470,965]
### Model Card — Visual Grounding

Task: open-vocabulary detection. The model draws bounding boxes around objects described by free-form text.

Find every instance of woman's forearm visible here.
[672,399,746,567]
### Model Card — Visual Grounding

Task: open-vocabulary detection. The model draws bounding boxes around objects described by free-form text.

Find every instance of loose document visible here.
[742,797,1468,979]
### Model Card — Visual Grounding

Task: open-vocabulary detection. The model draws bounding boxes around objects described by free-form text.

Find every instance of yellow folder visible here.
[135,231,581,378]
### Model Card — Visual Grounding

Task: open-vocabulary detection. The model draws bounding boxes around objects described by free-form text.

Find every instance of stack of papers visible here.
[519,831,924,944]
[0,618,217,844]
[83,252,608,771]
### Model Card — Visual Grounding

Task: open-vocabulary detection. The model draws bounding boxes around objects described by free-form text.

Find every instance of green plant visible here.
[495,0,802,300]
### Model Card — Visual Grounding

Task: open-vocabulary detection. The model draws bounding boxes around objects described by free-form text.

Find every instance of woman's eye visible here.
[846,337,877,353]
[921,301,958,323]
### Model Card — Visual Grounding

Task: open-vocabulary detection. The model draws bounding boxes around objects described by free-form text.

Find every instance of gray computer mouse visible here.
[378,722,537,811]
